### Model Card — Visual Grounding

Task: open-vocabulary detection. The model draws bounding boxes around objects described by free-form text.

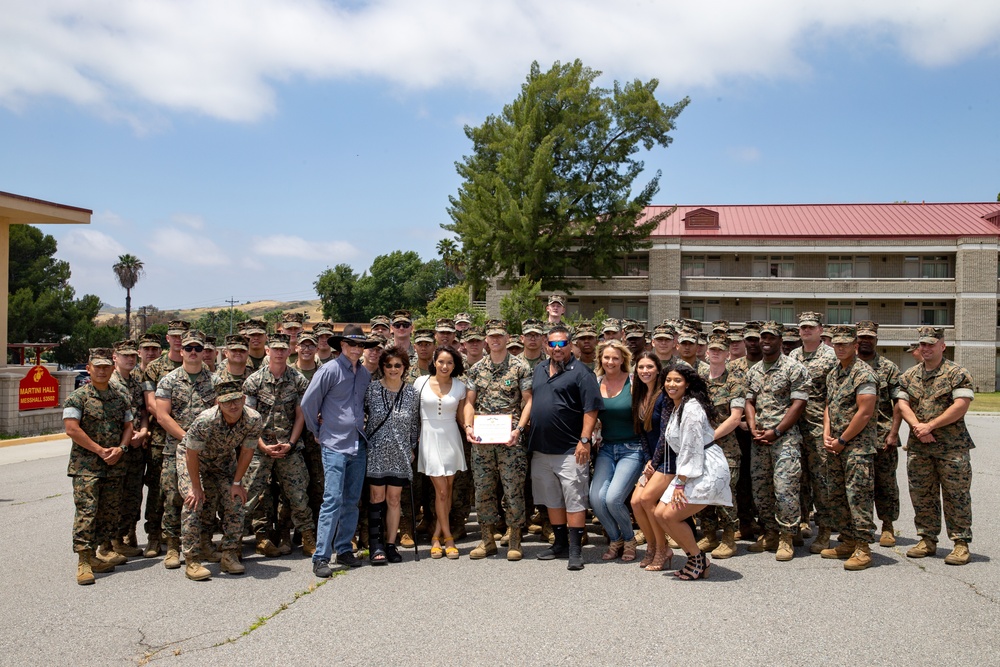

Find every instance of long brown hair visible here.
[631,351,664,433]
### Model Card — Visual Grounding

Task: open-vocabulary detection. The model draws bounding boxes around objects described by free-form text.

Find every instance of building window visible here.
[827,255,870,279]
[903,301,950,325]
[620,254,650,277]
[904,255,951,279]
[681,299,720,322]
[751,299,794,323]
[681,254,720,277]
[609,299,648,322]
[752,255,794,278]
[827,300,870,324]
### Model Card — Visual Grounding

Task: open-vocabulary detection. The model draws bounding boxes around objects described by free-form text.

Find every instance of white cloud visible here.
[171,213,205,230]
[60,228,127,261]
[249,234,359,262]
[148,227,229,266]
[1,1,998,123]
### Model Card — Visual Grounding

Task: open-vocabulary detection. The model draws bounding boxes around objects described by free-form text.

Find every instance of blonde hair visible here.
[595,339,632,377]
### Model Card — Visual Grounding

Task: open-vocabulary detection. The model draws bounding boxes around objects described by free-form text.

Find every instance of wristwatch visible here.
[232,480,242,486]
[773,427,783,439]
[120,445,130,454]
[516,425,525,433]
[580,436,591,445]
[837,436,847,446]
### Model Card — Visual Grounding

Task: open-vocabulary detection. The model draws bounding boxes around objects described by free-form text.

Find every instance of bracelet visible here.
[232,480,242,486]
[674,483,685,489]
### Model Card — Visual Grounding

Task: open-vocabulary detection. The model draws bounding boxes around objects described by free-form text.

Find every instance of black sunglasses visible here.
[392,322,412,329]
[183,345,205,353]
[342,339,364,348]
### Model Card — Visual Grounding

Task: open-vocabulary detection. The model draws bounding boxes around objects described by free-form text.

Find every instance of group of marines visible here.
[63,294,976,584]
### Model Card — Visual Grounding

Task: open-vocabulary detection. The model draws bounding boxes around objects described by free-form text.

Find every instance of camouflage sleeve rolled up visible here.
[64,384,131,478]
[898,359,975,452]
[826,359,878,454]
[182,405,263,459]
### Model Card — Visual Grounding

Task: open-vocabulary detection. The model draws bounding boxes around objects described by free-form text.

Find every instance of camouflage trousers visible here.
[471,441,527,528]
[906,448,973,543]
[700,465,741,533]
[450,440,475,530]
[826,447,875,544]
[177,455,245,554]
[276,432,325,537]
[142,445,165,537]
[799,423,833,529]
[750,430,802,532]
[117,447,146,539]
[159,453,182,539]
[735,426,757,526]
[245,450,314,537]
[874,444,900,523]
[72,475,122,553]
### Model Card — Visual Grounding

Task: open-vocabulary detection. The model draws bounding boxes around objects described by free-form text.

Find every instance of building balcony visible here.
[680,277,957,298]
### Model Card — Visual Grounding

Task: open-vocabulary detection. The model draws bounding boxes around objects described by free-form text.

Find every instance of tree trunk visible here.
[125,290,131,338]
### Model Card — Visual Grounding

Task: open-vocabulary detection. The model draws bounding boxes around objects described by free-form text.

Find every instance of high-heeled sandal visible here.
[444,535,460,559]
[430,536,443,559]
[644,547,674,571]
[621,538,638,562]
[674,551,710,580]
[638,545,657,568]
[601,539,624,561]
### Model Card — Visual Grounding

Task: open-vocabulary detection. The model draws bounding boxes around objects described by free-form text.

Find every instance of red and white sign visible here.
[19,365,60,411]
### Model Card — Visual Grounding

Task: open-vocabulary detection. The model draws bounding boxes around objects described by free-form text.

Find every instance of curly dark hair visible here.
[433,345,464,378]
[379,345,411,373]
[661,362,717,427]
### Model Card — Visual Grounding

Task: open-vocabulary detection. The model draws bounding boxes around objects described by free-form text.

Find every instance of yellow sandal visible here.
[431,536,444,559]
[444,536,460,560]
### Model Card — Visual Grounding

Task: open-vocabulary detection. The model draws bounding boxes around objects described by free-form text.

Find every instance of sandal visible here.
[674,552,710,580]
[430,536,443,559]
[444,535,460,560]
[370,548,387,566]
[644,548,674,571]
[638,545,657,568]
[621,538,638,562]
[385,543,403,564]
[602,539,624,561]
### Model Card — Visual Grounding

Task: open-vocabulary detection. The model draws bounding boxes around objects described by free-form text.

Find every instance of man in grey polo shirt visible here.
[527,325,604,571]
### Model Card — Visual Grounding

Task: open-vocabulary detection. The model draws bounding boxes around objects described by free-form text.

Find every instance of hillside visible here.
[97,299,324,323]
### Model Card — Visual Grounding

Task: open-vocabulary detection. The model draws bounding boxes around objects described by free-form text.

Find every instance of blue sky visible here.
[1,1,998,311]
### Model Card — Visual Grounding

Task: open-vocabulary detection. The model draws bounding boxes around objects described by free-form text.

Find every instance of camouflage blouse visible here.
[155,366,217,456]
[899,359,976,453]
[63,383,133,478]
[825,358,878,455]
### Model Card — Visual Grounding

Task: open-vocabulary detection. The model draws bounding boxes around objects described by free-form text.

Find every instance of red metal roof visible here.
[641,203,1000,238]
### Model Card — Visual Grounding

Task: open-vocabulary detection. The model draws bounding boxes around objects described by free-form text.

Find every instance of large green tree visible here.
[445,60,688,294]
[314,263,362,322]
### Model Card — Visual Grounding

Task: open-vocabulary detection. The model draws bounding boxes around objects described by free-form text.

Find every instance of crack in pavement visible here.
[893,545,997,605]
[3,493,65,507]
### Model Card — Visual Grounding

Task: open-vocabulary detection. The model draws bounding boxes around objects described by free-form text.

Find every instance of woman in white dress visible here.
[414,346,467,559]
[653,363,732,580]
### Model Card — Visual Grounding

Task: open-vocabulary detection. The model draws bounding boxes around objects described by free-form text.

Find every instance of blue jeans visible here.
[589,441,645,542]
[314,446,367,563]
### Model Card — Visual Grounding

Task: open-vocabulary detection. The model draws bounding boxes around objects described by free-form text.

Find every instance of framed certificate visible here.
[473,414,513,444]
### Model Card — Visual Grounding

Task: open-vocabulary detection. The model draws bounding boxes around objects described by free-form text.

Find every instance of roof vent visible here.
[682,207,719,229]
[985,209,1000,227]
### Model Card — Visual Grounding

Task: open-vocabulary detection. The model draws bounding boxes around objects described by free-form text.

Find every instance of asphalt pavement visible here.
[1,418,997,666]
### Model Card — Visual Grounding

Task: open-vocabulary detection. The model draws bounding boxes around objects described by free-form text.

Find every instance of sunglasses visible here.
[183,345,205,353]
[547,340,569,348]
[342,339,364,348]
[384,362,404,369]
[392,322,412,329]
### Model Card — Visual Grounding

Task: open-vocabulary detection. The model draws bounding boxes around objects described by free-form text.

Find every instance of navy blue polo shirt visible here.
[527,355,604,455]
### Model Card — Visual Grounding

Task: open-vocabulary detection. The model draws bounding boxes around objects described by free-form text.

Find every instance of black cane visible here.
[408,477,420,561]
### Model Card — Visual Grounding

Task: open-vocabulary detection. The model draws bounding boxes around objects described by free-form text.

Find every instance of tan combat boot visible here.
[906,537,937,558]
[470,525,498,560]
[697,529,720,552]
[86,549,116,574]
[143,531,162,558]
[277,529,293,555]
[499,527,512,547]
[255,536,281,558]
[799,521,812,538]
[301,530,317,557]
[711,529,737,559]
[809,528,832,554]
[97,541,127,565]
[844,542,872,570]
[200,536,222,563]
[163,537,182,569]
[507,527,523,561]
[541,521,553,544]
[879,522,896,547]
[944,540,970,566]
[124,529,141,550]
[76,552,95,585]
[184,554,211,581]
[220,550,245,575]
[775,532,795,561]
[821,539,856,559]
[747,529,778,553]
[112,537,142,558]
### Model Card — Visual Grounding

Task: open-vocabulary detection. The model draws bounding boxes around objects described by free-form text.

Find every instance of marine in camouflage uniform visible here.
[822,326,878,564]
[726,322,762,538]
[744,321,811,558]
[898,326,975,564]
[788,312,839,543]
[676,327,710,379]
[463,320,533,560]
[109,339,149,555]
[242,318,269,372]
[140,320,188,553]
[242,334,316,556]
[212,333,256,386]
[178,381,262,574]
[155,330,217,567]
[64,348,134,583]
[856,320,903,545]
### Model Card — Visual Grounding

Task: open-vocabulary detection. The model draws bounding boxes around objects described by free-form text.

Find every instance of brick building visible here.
[486,202,1000,390]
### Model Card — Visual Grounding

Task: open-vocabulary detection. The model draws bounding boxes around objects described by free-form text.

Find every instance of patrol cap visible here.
[782,329,800,343]
[547,294,565,306]
[454,312,472,325]
[904,342,919,353]
[485,319,508,336]
[167,320,191,336]
[507,337,524,351]
[281,312,306,329]
[225,334,249,351]
[89,348,115,366]
[435,318,457,333]
[917,326,945,344]
[312,321,335,336]
[204,336,216,351]
[601,318,621,334]
[242,319,268,335]
[625,325,646,340]
[797,311,823,327]
[297,332,318,346]
[462,326,485,341]
[573,322,598,340]
[113,339,138,355]
[728,329,745,343]
[267,333,290,349]
[138,333,162,349]
[369,333,388,347]
[759,321,784,337]
[182,330,206,346]
[828,325,857,344]
[391,310,413,324]
[677,328,699,344]
[214,380,245,403]
[698,335,707,346]
[856,320,879,337]
[743,321,762,340]
[370,315,391,330]
[521,318,546,335]
[711,320,729,334]
[652,324,675,340]
[682,318,702,332]
[707,333,729,350]
[413,328,435,344]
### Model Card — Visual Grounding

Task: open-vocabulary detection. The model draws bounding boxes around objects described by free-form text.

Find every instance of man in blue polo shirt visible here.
[527,324,603,571]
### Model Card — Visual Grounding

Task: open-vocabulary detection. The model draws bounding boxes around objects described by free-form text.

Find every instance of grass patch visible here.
[972,393,1000,412]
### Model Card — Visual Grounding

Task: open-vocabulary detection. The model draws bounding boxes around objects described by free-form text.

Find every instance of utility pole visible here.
[226,297,238,334]
[138,306,148,334]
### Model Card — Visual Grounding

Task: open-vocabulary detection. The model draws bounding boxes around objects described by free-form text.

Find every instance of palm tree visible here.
[113,254,145,337]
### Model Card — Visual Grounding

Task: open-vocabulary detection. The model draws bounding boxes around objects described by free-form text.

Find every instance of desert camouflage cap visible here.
[281,312,306,329]
[707,333,729,350]
[225,334,249,350]
[113,339,138,355]
[138,333,162,349]
[760,321,784,337]
[182,330,206,346]
[242,319,268,335]
[435,318,457,333]
[711,320,730,333]
[728,329,745,343]
[601,318,621,333]
[214,380,245,403]
[573,322,598,340]
[624,324,646,340]
[312,321,334,336]
[267,333,290,349]
[547,294,565,306]
[506,337,524,350]
[797,311,823,327]
[521,318,545,334]
[391,309,413,324]
[904,342,919,352]
[203,336,216,350]
[297,332,318,346]
[743,321,762,339]
[782,329,800,342]
[484,319,507,336]
[828,325,857,344]
[462,326,485,341]
[454,312,472,325]
[370,315,391,329]
[677,328,699,343]
[682,318,702,332]
[917,326,945,344]
[652,324,675,340]
[413,328,435,344]
[856,320,879,337]
[89,348,114,366]
[167,320,191,336]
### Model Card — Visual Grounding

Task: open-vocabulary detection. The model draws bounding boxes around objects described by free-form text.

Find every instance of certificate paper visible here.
[473,414,513,444]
